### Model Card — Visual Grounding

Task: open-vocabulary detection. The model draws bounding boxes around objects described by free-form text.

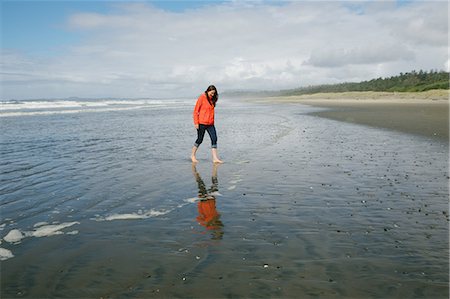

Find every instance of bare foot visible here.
[191,156,199,163]
[213,159,224,164]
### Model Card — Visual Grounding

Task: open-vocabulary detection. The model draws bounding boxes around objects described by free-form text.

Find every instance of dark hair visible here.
[205,85,218,107]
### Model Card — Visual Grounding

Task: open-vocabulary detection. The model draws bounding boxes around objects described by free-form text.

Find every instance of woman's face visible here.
[207,90,216,98]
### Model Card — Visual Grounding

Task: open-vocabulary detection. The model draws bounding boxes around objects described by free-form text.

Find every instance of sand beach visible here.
[256,90,449,140]
[1,95,448,298]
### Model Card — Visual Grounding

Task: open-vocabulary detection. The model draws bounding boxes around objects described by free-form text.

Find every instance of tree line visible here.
[282,70,449,96]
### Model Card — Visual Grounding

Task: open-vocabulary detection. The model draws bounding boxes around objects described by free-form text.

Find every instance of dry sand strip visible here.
[256,90,449,140]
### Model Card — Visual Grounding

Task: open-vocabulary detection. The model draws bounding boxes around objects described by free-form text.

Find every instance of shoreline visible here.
[252,90,449,140]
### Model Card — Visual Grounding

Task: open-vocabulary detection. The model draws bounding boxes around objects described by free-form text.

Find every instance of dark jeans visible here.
[194,124,218,148]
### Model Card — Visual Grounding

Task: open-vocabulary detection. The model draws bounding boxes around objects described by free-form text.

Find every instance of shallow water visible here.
[1,99,448,298]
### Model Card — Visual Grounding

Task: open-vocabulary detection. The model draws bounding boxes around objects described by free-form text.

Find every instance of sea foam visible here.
[0,98,191,117]
[0,248,14,261]
[3,222,80,244]
[93,209,170,221]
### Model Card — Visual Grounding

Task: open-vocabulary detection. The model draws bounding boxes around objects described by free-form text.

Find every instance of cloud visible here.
[1,1,448,99]
[375,1,448,47]
[306,44,415,67]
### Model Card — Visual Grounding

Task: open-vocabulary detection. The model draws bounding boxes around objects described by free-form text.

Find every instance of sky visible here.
[1,0,449,100]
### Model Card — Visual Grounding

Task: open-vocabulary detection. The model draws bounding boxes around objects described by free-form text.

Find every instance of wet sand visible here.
[1,99,448,298]
[256,90,449,140]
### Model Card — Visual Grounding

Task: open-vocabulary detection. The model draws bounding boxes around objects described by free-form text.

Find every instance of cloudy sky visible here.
[1,0,448,100]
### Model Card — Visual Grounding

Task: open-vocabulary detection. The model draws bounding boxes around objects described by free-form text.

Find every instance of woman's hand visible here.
[195,124,199,129]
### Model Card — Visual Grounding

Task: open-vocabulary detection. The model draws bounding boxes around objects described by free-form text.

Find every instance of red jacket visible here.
[193,93,215,125]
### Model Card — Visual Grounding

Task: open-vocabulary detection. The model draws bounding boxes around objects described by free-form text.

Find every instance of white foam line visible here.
[0,105,151,117]
[209,191,223,197]
[181,194,221,205]
[33,222,49,227]
[0,103,190,117]
[31,222,80,238]
[1,221,81,261]
[0,248,14,261]
[183,197,199,204]
[3,221,80,244]
[93,208,170,221]
[3,229,24,243]
[95,196,214,221]
[0,99,176,111]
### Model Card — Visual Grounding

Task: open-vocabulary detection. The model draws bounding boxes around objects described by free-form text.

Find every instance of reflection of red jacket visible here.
[193,93,215,125]
[197,199,220,229]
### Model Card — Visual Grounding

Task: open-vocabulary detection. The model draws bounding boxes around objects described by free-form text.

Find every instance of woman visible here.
[191,85,223,163]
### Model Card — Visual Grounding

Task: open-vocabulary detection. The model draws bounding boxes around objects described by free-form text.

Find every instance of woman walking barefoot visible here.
[191,85,224,163]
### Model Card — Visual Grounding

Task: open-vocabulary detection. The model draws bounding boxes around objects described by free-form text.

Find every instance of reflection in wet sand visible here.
[192,163,224,240]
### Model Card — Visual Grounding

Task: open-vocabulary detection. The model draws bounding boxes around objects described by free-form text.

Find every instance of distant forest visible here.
[223,70,449,98]
[282,70,449,96]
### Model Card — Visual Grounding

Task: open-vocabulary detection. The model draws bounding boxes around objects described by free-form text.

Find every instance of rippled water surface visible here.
[1,98,448,298]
